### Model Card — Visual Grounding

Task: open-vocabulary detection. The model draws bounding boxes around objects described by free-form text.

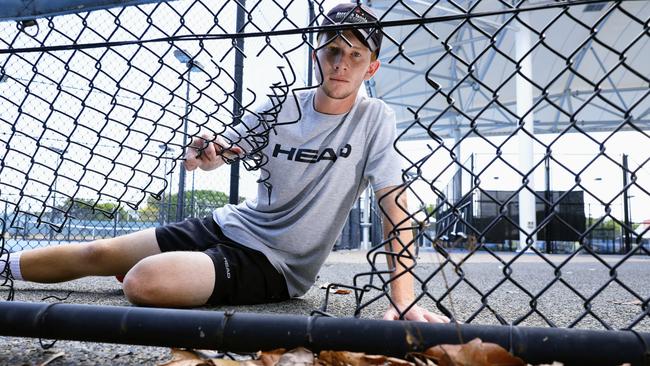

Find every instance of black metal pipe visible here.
[0,302,648,366]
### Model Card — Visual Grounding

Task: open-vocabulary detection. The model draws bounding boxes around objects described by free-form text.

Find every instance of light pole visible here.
[622,154,631,253]
[158,144,175,225]
[591,177,603,251]
[628,194,635,242]
[1,74,9,236]
[230,1,246,205]
[173,49,204,222]
[48,147,64,242]
[544,155,552,254]
[307,1,315,86]
[168,161,174,224]
[190,170,196,218]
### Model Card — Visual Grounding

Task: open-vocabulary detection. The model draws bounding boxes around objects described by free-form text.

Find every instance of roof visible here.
[366,0,650,140]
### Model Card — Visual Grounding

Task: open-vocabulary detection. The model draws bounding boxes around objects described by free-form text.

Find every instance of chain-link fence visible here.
[1,189,232,250]
[0,137,242,251]
[1,0,649,343]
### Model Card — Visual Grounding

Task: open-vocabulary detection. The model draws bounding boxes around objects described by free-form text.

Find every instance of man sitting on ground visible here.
[2,3,449,324]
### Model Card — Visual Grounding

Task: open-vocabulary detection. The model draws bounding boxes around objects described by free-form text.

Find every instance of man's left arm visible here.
[375,185,450,323]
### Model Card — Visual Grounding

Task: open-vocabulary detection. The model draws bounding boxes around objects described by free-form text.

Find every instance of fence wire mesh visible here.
[1,0,649,333]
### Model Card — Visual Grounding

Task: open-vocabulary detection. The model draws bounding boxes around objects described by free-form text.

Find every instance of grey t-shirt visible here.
[213,89,402,296]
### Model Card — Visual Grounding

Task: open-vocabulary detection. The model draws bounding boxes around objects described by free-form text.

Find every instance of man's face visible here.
[314,31,380,101]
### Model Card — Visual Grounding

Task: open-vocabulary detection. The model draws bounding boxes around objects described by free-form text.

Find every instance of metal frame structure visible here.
[369,0,649,140]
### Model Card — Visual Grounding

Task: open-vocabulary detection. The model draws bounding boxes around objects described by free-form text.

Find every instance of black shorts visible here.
[155,217,289,305]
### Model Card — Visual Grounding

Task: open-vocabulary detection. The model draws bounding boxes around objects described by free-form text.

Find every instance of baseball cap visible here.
[320,3,383,56]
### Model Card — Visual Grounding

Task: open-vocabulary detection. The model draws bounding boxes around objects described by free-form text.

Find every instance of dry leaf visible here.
[409,355,438,366]
[319,283,351,295]
[319,351,367,366]
[363,355,390,365]
[259,349,287,366]
[212,360,255,366]
[160,348,212,366]
[38,351,65,366]
[366,355,413,366]
[158,344,525,366]
[277,347,314,366]
[384,356,415,366]
[613,299,642,306]
[423,338,524,366]
[332,289,352,295]
[319,351,414,366]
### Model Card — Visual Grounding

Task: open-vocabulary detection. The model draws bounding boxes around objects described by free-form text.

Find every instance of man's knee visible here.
[122,260,162,306]
[79,239,116,267]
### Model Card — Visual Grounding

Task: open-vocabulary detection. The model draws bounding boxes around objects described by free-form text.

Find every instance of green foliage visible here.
[60,198,128,221]
[55,190,242,223]
[587,217,622,230]
[138,190,237,221]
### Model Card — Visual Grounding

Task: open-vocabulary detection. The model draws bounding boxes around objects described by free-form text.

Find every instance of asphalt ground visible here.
[1,250,649,365]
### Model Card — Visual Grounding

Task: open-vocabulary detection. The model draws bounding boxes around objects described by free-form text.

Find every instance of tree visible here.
[138,190,238,222]
[587,217,622,230]
[56,198,128,221]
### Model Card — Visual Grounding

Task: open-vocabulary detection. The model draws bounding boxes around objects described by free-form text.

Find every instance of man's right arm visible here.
[184,134,244,172]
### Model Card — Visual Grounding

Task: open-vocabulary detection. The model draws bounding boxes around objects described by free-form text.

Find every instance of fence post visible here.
[176,70,191,222]
[2,201,7,237]
[587,203,592,250]
[622,154,631,254]
[113,211,118,237]
[22,215,27,240]
[159,193,165,226]
[544,155,553,254]
[516,9,537,252]
[307,1,315,86]
[190,171,195,218]
[168,161,174,224]
[229,0,246,205]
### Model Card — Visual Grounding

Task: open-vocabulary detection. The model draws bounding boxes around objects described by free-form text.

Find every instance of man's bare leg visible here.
[18,228,161,283]
[16,228,217,307]
[122,251,216,307]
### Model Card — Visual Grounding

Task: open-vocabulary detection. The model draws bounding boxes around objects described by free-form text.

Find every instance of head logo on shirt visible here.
[272,143,352,163]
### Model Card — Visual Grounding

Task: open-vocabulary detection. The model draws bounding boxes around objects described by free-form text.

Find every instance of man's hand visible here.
[184,134,243,172]
[383,304,450,323]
